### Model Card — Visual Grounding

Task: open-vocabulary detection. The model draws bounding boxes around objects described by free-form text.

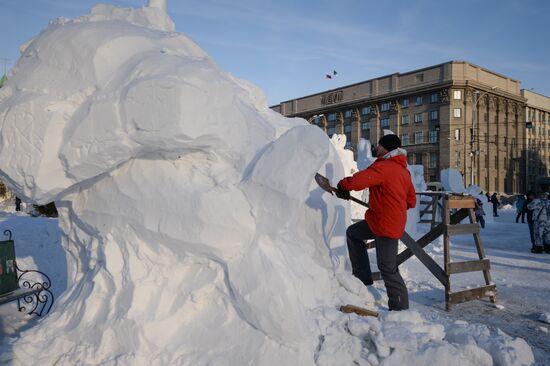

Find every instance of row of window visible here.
[400,131,439,145]
[327,92,451,122]
[328,108,462,124]
[407,152,439,168]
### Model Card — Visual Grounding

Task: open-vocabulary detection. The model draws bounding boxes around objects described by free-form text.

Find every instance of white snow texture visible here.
[0,4,347,364]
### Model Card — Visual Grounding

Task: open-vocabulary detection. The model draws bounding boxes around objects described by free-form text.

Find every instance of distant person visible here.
[485,192,491,202]
[335,134,416,311]
[475,198,486,228]
[15,196,21,211]
[525,191,536,251]
[490,193,500,217]
[526,192,550,254]
[515,194,526,223]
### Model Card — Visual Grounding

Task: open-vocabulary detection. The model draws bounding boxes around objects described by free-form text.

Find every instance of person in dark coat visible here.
[335,134,416,311]
[490,193,500,217]
[475,198,486,228]
[485,192,491,202]
[515,194,526,223]
[525,191,536,251]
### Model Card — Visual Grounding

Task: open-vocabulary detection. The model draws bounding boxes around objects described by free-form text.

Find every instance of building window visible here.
[402,99,409,108]
[453,108,461,118]
[381,117,390,128]
[429,130,438,143]
[453,90,462,100]
[362,122,371,129]
[429,152,438,168]
[327,127,335,136]
[344,125,352,133]
[415,131,424,144]
[344,110,352,119]
[414,113,423,123]
[381,102,391,112]
[401,134,410,146]
[415,152,423,164]
[454,129,460,140]
[430,93,439,103]
[416,96,423,105]
[362,129,370,139]
[430,110,439,121]
[361,106,371,115]
[328,113,336,121]
[402,115,410,125]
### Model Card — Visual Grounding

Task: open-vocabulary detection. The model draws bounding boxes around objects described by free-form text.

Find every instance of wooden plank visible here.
[446,223,480,236]
[400,232,448,287]
[447,259,491,274]
[443,197,452,310]
[397,208,469,265]
[447,197,476,209]
[448,284,496,305]
[467,210,494,300]
[340,304,379,318]
[0,287,41,306]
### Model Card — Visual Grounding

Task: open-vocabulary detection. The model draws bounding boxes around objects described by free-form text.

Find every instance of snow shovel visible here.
[315,173,368,208]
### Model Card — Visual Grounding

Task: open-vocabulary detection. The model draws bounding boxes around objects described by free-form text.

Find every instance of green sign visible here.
[0,240,18,295]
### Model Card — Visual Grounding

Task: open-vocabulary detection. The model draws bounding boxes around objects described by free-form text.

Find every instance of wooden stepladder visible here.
[370,192,496,310]
[442,194,496,310]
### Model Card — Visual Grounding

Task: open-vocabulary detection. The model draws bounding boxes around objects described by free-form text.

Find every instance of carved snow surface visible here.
[0,4,347,364]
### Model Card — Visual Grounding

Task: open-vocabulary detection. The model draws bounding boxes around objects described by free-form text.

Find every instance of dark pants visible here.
[492,204,498,217]
[346,220,409,311]
[476,215,485,228]
[516,211,525,223]
[528,221,535,248]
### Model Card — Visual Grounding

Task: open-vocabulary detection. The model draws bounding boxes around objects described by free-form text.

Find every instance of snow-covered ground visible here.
[1,203,547,365]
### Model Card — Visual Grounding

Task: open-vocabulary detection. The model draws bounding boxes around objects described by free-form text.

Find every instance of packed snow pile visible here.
[0,3,348,364]
[329,134,364,220]
[0,2,535,366]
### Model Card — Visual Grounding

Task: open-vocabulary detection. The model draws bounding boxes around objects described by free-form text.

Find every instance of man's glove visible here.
[334,182,351,200]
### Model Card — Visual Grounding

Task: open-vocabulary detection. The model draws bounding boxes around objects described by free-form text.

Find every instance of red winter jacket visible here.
[338,149,416,239]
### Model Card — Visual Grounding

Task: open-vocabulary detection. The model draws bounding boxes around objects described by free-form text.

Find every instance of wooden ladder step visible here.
[447,259,491,274]
[446,223,480,236]
[447,197,476,209]
[448,284,496,305]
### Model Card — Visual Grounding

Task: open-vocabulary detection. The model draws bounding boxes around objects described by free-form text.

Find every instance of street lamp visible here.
[470,86,497,187]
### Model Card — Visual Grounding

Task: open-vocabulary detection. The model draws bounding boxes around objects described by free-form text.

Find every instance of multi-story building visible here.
[271,61,548,194]
[522,90,550,192]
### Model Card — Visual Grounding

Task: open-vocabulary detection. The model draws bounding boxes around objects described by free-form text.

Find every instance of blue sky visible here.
[1,0,549,106]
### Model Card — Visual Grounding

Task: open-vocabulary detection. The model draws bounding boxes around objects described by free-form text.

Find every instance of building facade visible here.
[271,61,547,194]
[522,90,550,192]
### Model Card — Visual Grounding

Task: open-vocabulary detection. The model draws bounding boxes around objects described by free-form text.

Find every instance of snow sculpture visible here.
[0,4,348,364]
[440,168,467,193]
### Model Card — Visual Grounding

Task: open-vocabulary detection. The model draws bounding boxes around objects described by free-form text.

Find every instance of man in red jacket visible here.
[335,134,416,311]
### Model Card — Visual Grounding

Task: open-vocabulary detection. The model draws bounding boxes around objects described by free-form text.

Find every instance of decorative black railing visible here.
[2,229,54,316]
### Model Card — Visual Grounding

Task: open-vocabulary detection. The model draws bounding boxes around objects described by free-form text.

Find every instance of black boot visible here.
[531,246,543,254]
